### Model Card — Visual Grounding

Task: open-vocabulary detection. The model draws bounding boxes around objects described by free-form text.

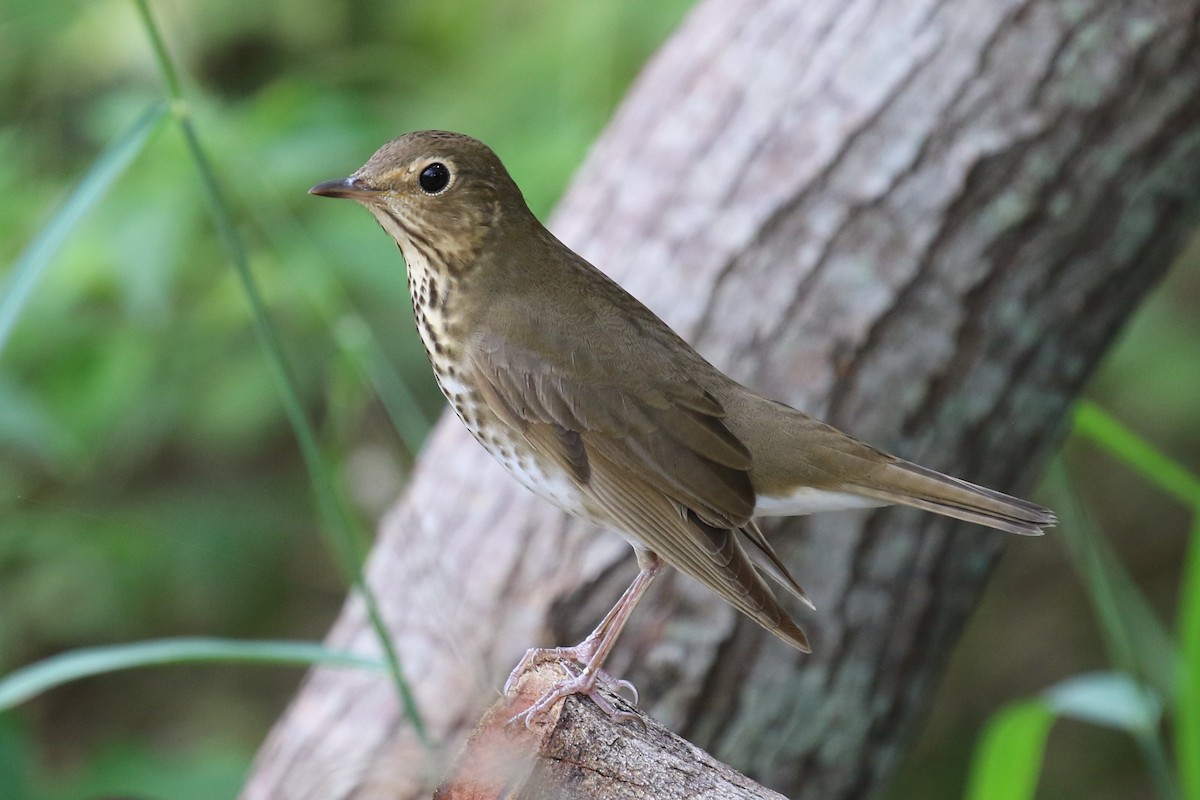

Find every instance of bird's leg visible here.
[502,569,644,694]
[506,553,664,727]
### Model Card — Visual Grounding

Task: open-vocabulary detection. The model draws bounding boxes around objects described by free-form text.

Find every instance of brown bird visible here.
[311,130,1054,724]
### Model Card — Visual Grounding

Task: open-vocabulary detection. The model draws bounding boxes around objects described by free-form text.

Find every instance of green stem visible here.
[131,0,428,745]
[0,101,167,358]
[1136,728,1183,800]
[1051,462,1180,799]
[0,638,384,711]
[1074,402,1200,508]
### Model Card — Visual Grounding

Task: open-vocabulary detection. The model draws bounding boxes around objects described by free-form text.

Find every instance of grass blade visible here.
[0,100,167,358]
[966,673,1165,800]
[132,0,428,743]
[1069,402,1200,798]
[1048,461,1177,698]
[1074,402,1200,507]
[1047,671,1176,799]
[1178,514,1200,800]
[1051,452,1183,798]
[334,316,435,456]
[228,173,437,458]
[965,700,1055,800]
[0,638,384,711]
[1044,671,1161,733]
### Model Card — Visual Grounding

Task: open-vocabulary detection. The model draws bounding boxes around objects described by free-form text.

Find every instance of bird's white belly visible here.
[458,421,597,520]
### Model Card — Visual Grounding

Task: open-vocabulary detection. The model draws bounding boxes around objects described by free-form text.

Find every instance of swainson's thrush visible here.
[311,130,1054,723]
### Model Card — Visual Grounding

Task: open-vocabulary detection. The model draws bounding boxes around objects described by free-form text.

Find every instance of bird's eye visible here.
[418,162,451,194]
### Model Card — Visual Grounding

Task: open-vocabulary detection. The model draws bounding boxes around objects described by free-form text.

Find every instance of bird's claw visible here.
[503,646,642,729]
[503,644,586,695]
[506,668,642,730]
[611,677,639,705]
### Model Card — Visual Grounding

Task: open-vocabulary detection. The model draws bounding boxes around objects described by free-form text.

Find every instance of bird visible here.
[310,130,1055,724]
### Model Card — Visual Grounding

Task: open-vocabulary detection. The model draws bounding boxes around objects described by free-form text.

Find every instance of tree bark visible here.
[243,0,1200,798]
[431,663,786,800]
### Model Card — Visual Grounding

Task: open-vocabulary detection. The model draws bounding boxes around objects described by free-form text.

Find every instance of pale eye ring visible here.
[418,162,451,194]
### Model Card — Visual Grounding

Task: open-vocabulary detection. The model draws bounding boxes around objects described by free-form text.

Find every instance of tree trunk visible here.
[242,0,1200,798]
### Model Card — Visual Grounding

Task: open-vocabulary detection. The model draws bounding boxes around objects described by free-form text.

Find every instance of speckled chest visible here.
[404,251,598,522]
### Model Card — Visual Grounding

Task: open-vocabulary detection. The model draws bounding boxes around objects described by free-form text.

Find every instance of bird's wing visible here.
[469,323,756,528]
[466,326,811,651]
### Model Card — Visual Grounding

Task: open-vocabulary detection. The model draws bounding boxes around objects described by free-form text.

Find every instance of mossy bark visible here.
[243,1,1200,797]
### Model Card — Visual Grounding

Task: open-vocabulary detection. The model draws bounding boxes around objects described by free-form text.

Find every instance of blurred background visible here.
[0,1,1196,798]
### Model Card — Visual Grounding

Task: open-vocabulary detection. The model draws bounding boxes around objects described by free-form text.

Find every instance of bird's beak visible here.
[309,176,379,200]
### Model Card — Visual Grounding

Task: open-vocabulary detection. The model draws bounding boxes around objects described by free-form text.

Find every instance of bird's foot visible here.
[506,662,641,729]
[502,644,579,695]
[503,644,638,704]
[503,562,662,728]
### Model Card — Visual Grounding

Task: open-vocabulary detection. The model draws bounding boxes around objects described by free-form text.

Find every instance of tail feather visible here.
[849,459,1056,536]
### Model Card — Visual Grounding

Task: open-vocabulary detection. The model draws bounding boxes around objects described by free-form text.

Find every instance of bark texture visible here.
[432,663,785,800]
[243,0,1200,798]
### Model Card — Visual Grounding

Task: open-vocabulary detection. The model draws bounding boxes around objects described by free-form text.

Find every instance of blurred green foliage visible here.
[1,0,1198,798]
[1,0,693,794]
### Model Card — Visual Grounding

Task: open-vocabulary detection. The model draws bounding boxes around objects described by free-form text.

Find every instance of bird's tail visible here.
[849,459,1055,536]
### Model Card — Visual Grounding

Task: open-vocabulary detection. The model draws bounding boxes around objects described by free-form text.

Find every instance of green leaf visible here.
[966,673,1163,800]
[1044,671,1161,733]
[0,638,384,711]
[1178,514,1200,800]
[965,700,1055,800]
[0,100,167,358]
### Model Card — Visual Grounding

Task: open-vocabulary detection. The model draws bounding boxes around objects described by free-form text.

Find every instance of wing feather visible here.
[584,444,810,652]
[466,329,811,651]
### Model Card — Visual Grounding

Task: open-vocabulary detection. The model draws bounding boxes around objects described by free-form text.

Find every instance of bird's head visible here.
[311,130,528,272]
